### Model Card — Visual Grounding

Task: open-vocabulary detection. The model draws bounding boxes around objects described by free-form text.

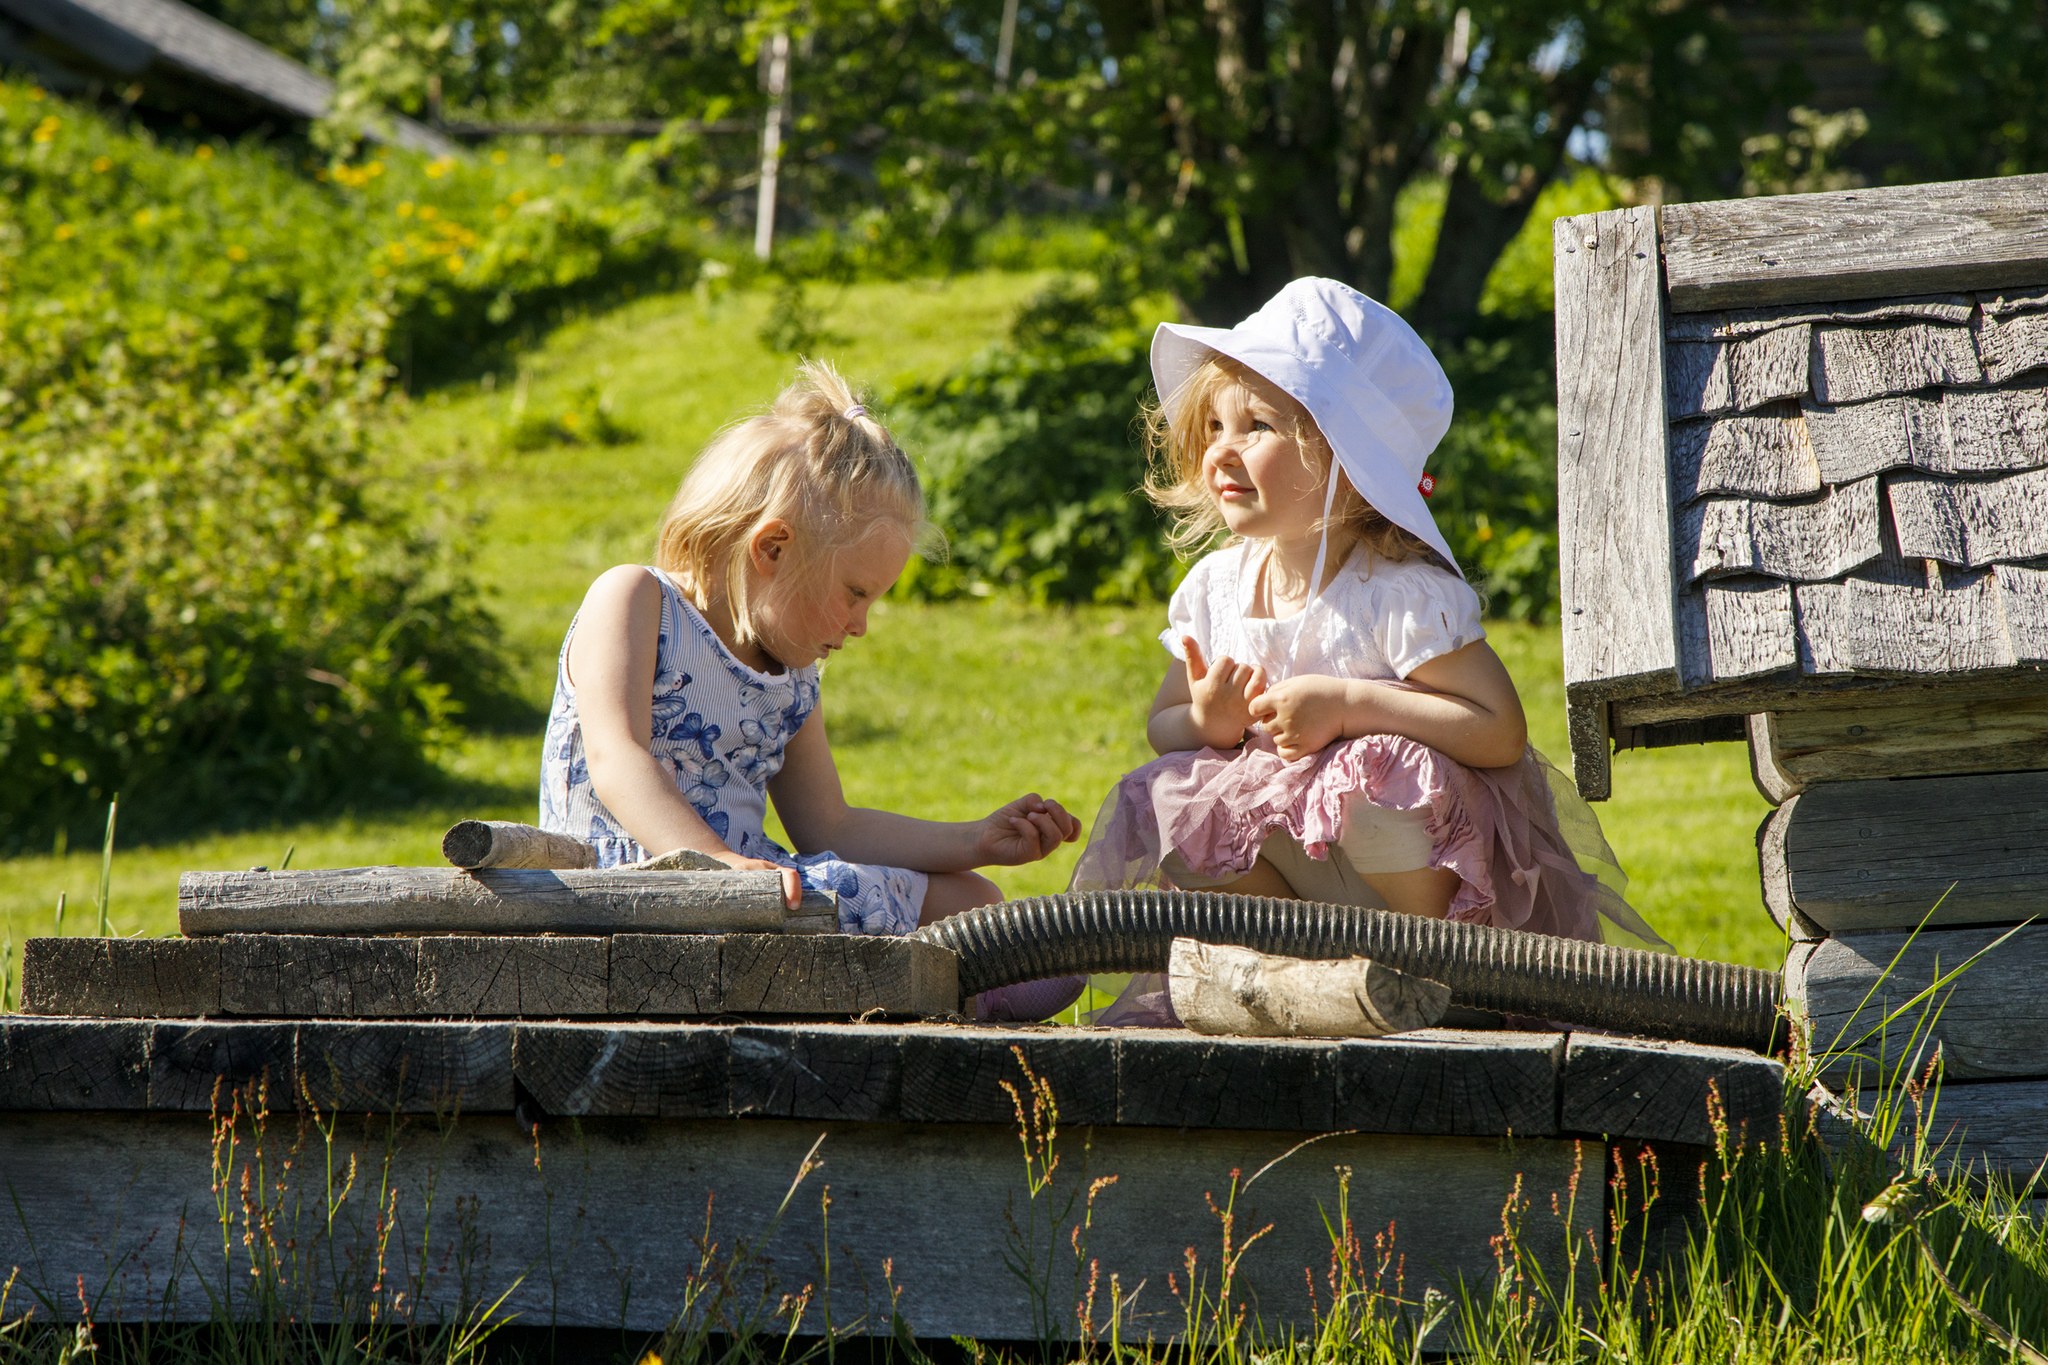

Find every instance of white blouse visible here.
[1160,541,1484,682]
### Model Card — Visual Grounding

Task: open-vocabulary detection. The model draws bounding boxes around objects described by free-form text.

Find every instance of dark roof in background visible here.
[0,0,454,154]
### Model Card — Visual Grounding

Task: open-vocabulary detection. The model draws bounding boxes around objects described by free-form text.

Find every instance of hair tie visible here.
[844,403,868,421]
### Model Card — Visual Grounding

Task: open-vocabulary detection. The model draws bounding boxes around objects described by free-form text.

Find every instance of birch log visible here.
[1167,939,1450,1038]
[441,820,598,870]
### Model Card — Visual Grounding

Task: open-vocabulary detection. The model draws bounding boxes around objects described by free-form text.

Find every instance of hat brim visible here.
[1150,321,1463,577]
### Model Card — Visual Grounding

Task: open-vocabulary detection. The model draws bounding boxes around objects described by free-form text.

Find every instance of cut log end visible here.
[1168,938,1451,1039]
[441,820,599,871]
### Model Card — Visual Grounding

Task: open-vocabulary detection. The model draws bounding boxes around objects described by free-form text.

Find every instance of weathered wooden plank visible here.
[1973,305,2048,384]
[1555,206,1681,702]
[219,934,421,1016]
[1682,479,1881,583]
[178,866,829,935]
[1907,1080,2048,1183]
[1677,579,1799,688]
[146,1020,297,1111]
[415,935,611,1015]
[716,934,959,1018]
[1666,325,1812,419]
[441,819,597,870]
[1941,382,2048,473]
[1756,800,1826,941]
[1804,393,1945,483]
[1660,174,2048,312]
[1810,323,1985,406]
[898,1028,1122,1125]
[1565,694,1612,802]
[0,1111,1599,1339]
[1753,690,2048,793]
[606,933,723,1014]
[1116,1033,1336,1130]
[1330,1028,1561,1137]
[729,1023,906,1121]
[1980,286,2048,319]
[21,937,221,1017]
[1667,294,1975,341]
[1767,771,2048,932]
[1795,571,2013,675]
[295,1021,517,1113]
[0,1018,153,1109]
[512,1022,731,1118]
[1669,411,1821,502]
[1789,925,2048,1084]
[1560,1036,1783,1147]
[1613,665,2048,729]
[1889,466,2048,567]
[1745,714,1798,806]
[1995,562,2048,664]
[1167,939,1450,1038]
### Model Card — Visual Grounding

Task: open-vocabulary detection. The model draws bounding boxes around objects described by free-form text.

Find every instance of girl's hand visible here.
[707,850,804,910]
[974,793,1082,866]
[1184,637,1267,750]
[1249,675,1357,763]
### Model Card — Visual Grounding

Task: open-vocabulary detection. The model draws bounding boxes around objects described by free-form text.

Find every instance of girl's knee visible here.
[918,870,1004,925]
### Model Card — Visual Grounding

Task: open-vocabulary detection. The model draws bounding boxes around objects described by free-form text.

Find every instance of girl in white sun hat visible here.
[981,278,1663,1026]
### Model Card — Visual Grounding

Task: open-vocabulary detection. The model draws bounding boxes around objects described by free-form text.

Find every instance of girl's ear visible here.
[749,519,795,578]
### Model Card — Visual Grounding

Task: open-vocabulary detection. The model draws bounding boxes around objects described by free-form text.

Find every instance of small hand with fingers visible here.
[1184,637,1267,750]
[1249,675,1354,762]
[975,793,1082,866]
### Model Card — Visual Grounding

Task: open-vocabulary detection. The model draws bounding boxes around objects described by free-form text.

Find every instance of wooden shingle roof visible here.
[1554,175,2048,798]
[0,0,454,154]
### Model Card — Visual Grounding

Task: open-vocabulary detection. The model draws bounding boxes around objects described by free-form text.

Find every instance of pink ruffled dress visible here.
[1074,541,1664,1026]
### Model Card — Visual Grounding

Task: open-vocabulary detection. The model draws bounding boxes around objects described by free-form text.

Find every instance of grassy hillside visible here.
[1,272,1778,1007]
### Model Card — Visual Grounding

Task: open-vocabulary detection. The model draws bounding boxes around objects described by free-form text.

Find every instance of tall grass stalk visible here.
[93,797,117,939]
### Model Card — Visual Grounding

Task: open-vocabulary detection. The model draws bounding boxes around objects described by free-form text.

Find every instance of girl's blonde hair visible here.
[1141,355,1437,565]
[656,360,928,645]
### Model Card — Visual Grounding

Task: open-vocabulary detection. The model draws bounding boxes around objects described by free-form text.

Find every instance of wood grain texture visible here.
[1612,667,2048,728]
[716,934,959,1017]
[1789,924,2048,1084]
[1660,175,2048,312]
[1560,1036,1784,1147]
[21,937,220,1017]
[441,819,597,870]
[1667,294,1974,341]
[1980,286,2048,319]
[0,1111,1599,1339]
[898,1029,1122,1125]
[1810,323,1984,406]
[1666,325,1812,419]
[1794,571,2012,675]
[1555,206,1681,701]
[606,933,723,1014]
[1804,393,1945,482]
[1167,940,1450,1038]
[1677,579,1799,688]
[1889,466,2048,567]
[1682,479,1881,583]
[1745,713,1799,806]
[1670,411,1821,502]
[177,866,831,936]
[219,934,421,1016]
[1754,690,2048,791]
[1973,306,2048,384]
[1907,1080,2048,1182]
[1116,1032,1337,1130]
[1766,771,2048,931]
[1755,799,1826,941]
[1331,1028,1562,1136]
[0,1018,152,1109]
[1996,563,2048,664]
[1566,694,1612,802]
[295,1021,517,1113]
[415,936,611,1015]
[1942,382,2048,472]
[512,1022,731,1117]
[145,1020,297,1111]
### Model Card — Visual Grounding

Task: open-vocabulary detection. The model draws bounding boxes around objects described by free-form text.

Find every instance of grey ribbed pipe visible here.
[911,889,1781,1051]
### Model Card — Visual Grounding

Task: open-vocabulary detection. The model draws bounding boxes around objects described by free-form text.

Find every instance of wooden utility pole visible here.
[754,28,791,261]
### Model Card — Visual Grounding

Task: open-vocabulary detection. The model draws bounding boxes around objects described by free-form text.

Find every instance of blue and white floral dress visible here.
[538,566,928,935]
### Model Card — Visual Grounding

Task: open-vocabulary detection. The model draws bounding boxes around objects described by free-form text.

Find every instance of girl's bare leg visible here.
[1207,855,1300,899]
[919,869,1003,925]
[1359,867,1460,919]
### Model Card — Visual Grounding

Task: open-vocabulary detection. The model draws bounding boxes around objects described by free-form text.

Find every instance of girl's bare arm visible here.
[1249,639,1529,768]
[769,708,1078,871]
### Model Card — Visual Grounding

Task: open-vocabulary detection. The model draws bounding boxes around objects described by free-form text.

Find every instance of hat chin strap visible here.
[1284,465,1343,674]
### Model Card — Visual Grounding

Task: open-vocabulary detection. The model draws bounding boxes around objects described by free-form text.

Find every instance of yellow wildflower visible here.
[507,188,529,206]
[493,204,510,221]
[132,207,155,228]
[397,201,414,217]
[91,156,112,174]
[447,255,465,273]
[367,160,385,177]
[418,205,439,221]
[371,262,389,277]
[425,157,454,178]
[226,244,248,262]
[31,115,60,143]
[490,149,507,165]
[53,223,74,241]
[547,153,564,168]
[560,410,581,431]
[194,144,214,161]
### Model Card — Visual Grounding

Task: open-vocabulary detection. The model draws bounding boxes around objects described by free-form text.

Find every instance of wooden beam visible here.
[1610,666,2048,730]
[0,1110,1599,1339]
[1760,772,2048,932]
[1660,174,2048,312]
[1789,924,2048,1084]
[1560,1035,1784,1148]
[1555,206,1682,777]
[1748,693,2048,796]
[177,866,835,936]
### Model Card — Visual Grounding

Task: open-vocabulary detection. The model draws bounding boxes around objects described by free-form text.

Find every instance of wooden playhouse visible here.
[1554,171,2048,1184]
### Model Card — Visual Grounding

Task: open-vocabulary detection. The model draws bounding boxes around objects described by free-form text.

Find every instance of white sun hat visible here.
[1150,277,1460,575]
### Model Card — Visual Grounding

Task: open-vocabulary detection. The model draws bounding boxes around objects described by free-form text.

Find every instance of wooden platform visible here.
[0,1017,1782,1338]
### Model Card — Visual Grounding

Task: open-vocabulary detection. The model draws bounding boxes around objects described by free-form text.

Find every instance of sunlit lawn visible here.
[1,271,1780,1003]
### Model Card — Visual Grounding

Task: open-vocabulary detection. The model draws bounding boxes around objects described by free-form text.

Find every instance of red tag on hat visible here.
[1418,473,1437,498]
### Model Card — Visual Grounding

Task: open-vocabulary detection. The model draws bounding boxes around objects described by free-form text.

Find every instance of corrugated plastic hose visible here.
[911,889,1782,1052]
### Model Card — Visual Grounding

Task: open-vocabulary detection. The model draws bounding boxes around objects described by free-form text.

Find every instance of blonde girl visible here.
[539,360,1079,934]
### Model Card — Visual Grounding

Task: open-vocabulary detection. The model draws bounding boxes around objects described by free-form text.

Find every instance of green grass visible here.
[0,269,1780,1005]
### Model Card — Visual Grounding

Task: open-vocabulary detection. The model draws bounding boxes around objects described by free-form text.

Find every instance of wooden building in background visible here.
[1555,173,2048,1182]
